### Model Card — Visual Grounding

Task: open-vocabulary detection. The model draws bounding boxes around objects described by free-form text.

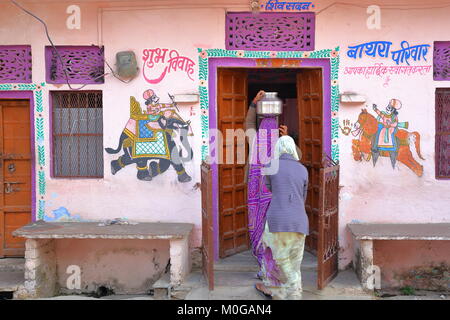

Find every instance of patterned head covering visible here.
[389,98,402,110]
[274,135,299,161]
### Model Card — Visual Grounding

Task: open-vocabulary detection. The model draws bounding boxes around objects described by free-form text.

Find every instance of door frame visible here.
[0,90,38,223]
[198,48,340,261]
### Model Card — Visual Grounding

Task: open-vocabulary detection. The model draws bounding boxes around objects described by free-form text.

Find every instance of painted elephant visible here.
[105,97,193,182]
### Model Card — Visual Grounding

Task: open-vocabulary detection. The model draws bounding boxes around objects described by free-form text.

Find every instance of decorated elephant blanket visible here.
[123,119,170,159]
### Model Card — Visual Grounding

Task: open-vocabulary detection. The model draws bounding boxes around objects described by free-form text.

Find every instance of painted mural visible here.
[142,48,196,84]
[348,100,425,177]
[44,207,83,222]
[105,89,193,182]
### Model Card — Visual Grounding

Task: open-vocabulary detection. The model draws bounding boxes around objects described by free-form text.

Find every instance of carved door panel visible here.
[0,99,32,257]
[217,68,250,258]
[201,161,214,290]
[317,160,339,289]
[297,69,323,254]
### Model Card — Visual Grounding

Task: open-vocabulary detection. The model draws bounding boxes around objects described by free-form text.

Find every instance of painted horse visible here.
[105,97,193,182]
[351,108,425,177]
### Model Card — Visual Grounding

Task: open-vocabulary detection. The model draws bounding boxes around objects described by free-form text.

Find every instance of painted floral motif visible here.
[302,52,311,58]
[332,79,339,86]
[331,50,339,58]
[199,79,207,86]
[199,50,208,59]
[237,50,245,58]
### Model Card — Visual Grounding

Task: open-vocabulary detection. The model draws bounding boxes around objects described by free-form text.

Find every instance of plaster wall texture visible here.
[0,0,449,272]
[55,239,170,294]
[374,240,450,290]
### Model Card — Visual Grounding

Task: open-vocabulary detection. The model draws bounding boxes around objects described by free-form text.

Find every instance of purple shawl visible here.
[247,116,280,284]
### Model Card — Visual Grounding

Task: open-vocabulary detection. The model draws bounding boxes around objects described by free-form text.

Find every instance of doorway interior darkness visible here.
[217,67,324,260]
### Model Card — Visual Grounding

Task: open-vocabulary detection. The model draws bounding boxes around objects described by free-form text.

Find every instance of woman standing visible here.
[255,135,309,300]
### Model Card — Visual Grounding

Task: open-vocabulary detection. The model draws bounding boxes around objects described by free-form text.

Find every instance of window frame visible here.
[225,12,316,52]
[45,45,105,85]
[0,45,32,83]
[435,88,450,180]
[50,90,104,179]
[433,41,450,81]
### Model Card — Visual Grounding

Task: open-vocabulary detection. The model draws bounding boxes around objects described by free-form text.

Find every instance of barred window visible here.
[436,88,450,179]
[51,91,103,178]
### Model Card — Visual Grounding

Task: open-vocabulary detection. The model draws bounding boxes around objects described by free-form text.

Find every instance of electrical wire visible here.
[10,0,134,90]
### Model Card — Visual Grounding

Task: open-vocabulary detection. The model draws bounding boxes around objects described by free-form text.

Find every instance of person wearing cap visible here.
[372,98,408,168]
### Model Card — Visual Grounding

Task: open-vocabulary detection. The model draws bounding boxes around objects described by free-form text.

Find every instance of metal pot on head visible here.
[256,92,283,116]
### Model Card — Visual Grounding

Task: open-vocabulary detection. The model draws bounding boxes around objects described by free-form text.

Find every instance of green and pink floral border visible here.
[197,47,340,163]
[0,83,46,220]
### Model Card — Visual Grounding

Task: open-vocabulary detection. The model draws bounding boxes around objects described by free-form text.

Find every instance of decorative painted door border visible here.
[197,47,340,259]
[197,47,340,162]
[0,83,46,221]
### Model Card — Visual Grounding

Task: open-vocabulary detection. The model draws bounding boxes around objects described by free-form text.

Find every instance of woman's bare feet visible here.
[255,283,272,298]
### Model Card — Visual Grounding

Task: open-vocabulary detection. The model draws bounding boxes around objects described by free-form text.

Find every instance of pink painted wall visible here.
[374,240,450,290]
[0,0,449,276]
[55,239,170,294]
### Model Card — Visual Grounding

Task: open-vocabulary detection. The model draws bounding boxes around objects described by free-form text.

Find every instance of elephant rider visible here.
[371,98,408,168]
[143,89,186,131]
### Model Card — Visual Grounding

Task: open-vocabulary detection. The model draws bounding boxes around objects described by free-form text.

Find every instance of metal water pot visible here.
[256,92,283,116]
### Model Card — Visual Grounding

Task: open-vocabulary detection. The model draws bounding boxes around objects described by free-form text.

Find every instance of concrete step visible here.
[0,271,24,292]
[185,269,374,300]
[214,251,259,272]
[214,250,317,272]
[0,258,25,272]
[152,273,171,299]
[152,273,171,289]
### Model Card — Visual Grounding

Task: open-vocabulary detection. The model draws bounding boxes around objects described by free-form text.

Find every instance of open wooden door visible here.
[297,69,339,289]
[297,69,323,254]
[201,161,214,290]
[217,68,249,258]
[317,157,339,289]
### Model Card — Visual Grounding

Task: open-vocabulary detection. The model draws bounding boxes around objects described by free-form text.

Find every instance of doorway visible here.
[201,57,338,290]
[217,67,323,259]
[0,99,32,257]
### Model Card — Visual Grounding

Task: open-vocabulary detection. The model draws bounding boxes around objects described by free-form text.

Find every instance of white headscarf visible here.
[274,135,300,161]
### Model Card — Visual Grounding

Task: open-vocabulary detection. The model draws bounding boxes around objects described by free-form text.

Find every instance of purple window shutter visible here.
[435,88,450,179]
[45,46,105,84]
[226,12,315,51]
[433,41,450,81]
[0,45,32,83]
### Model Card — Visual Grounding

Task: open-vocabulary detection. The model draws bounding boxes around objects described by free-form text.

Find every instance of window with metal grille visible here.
[436,88,450,179]
[0,45,32,83]
[45,46,105,84]
[226,12,315,51]
[433,41,450,81]
[51,91,103,178]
